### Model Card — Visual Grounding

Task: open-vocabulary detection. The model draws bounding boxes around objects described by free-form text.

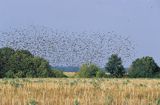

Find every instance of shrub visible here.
[27,99,38,105]
[96,70,106,78]
[49,69,67,78]
[74,98,79,105]
[78,63,105,78]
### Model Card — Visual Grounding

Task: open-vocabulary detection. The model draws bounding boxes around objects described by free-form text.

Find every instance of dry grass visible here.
[0,78,160,105]
[64,72,77,77]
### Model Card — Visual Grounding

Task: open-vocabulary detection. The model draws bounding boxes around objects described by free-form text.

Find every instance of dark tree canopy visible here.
[128,56,160,78]
[105,54,125,77]
[0,47,15,77]
[0,47,66,78]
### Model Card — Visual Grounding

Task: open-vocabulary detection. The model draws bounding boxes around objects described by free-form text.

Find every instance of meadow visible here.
[0,78,160,105]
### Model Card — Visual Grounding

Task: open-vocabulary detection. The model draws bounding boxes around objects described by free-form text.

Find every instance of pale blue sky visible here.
[0,0,160,65]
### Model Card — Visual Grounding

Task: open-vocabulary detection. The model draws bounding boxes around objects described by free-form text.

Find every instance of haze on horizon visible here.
[0,0,160,66]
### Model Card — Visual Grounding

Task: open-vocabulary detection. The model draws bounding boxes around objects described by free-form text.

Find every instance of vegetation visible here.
[64,72,77,78]
[105,54,125,78]
[0,47,15,78]
[0,47,66,78]
[0,78,160,105]
[53,66,79,72]
[49,69,67,78]
[1,47,160,78]
[78,63,106,78]
[128,56,160,78]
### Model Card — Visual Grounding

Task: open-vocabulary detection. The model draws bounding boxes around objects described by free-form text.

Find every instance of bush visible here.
[78,63,105,78]
[49,69,67,78]
[96,70,106,78]
[128,56,160,78]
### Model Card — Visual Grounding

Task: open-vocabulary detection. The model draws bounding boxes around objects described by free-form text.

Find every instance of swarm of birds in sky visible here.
[0,25,135,67]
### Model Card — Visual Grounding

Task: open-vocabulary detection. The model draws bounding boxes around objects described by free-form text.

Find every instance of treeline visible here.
[0,47,160,78]
[0,47,66,78]
[77,54,160,78]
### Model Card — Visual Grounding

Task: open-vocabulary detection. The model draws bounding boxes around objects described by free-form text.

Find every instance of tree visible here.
[32,57,50,78]
[16,50,33,57]
[128,56,160,78]
[0,47,15,77]
[105,54,125,77]
[78,63,104,78]
[5,50,34,78]
[4,50,53,78]
[0,47,67,78]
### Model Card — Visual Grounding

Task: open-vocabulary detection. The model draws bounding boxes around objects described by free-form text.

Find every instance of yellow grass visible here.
[0,78,160,105]
[64,72,77,77]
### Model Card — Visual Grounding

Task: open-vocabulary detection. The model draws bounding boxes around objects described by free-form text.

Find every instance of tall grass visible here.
[0,78,160,105]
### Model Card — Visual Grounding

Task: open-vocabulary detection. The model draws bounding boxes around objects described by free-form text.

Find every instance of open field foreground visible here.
[0,79,160,105]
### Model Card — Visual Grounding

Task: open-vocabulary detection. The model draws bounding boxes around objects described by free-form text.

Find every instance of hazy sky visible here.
[0,0,160,65]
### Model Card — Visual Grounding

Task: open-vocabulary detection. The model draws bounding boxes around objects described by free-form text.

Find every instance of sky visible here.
[0,0,160,66]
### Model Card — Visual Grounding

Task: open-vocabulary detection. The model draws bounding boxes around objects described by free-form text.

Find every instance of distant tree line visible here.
[0,47,160,78]
[0,47,66,78]
[78,54,160,78]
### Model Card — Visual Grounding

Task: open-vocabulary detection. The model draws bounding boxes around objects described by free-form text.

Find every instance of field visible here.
[0,78,160,105]
[64,72,77,77]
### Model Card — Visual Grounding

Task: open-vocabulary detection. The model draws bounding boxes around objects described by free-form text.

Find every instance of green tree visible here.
[5,51,52,78]
[78,63,104,78]
[0,47,66,78]
[5,50,34,78]
[16,50,33,57]
[105,54,125,77]
[128,56,160,78]
[32,57,50,78]
[0,47,15,78]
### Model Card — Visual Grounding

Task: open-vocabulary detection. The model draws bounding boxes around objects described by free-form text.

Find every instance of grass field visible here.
[0,78,160,105]
[64,72,77,77]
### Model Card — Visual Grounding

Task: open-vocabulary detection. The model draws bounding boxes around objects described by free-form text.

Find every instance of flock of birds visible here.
[0,25,135,67]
